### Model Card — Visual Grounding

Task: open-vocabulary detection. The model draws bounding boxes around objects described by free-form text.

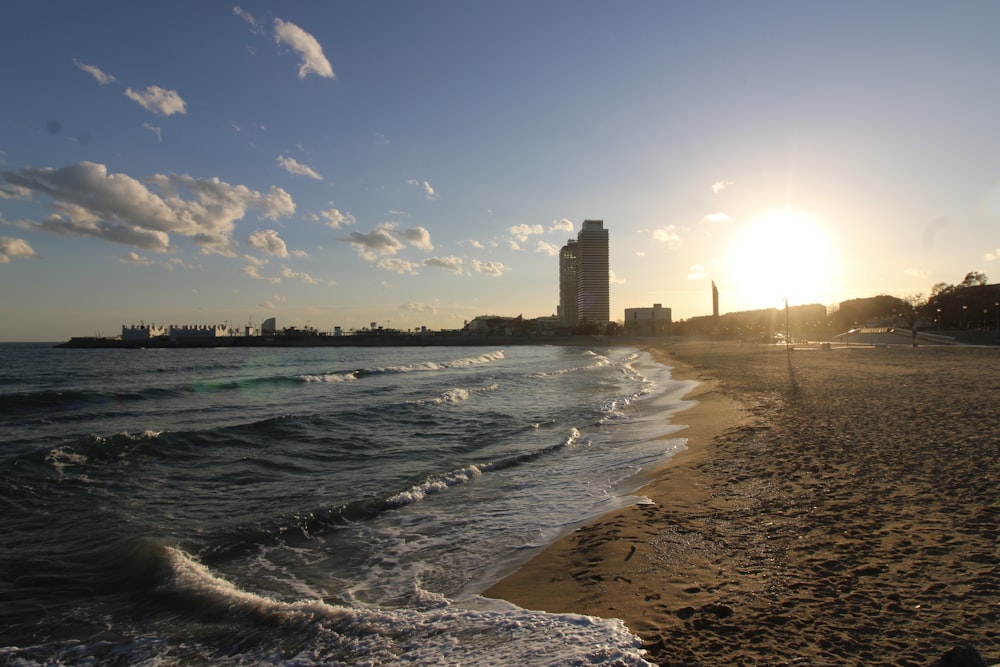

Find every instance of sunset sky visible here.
[2,1,999,341]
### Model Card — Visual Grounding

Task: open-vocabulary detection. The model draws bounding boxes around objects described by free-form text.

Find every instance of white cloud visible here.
[143,123,162,143]
[400,301,438,314]
[342,223,433,263]
[549,218,575,233]
[535,240,559,256]
[610,270,625,285]
[905,267,931,278]
[985,248,1000,262]
[163,256,195,271]
[472,259,508,277]
[712,180,733,193]
[120,251,153,265]
[704,212,732,224]
[424,256,464,273]
[277,155,322,180]
[233,5,263,33]
[274,17,334,79]
[688,264,707,280]
[652,226,681,245]
[408,179,439,200]
[241,265,263,280]
[242,264,280,283]
[466,239,484,249]
[240,253,268,266]
[0,183,32,200]
[125,85,187,116]
[3,161,295,255]
[248,229,289,257]
[0,237,38,263]
[313,207,355,228]
[402,226,433,251]
[281,266,318,284]
[378,257,420,275]
[344,223,404,261]
[73,59,115,85]
[508,223,543,242]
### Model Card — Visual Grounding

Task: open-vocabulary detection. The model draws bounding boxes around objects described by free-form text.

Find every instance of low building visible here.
[169,324,230,341]
[122,323,168,341]
[623,304,672,336]
[464,315,525,335]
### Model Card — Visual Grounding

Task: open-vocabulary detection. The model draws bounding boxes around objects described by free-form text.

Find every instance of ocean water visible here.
[0,343,695,666]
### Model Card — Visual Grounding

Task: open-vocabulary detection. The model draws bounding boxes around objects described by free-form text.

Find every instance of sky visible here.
[2,1,1000,341]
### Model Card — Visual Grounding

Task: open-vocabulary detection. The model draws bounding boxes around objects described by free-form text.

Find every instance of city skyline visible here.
[2,2,1000,341]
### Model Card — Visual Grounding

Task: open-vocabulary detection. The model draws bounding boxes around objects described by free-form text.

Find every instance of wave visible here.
[0,386,184,417]
[357,349,506,376]
[0,542,650,667]
[44,430,164,471]
[154,546,651,666]
[529,349,613,378]
[2,351,507,419]
[297,371,359,383]
[202,426,588,558]
[212,350,507,387]
[411,382,500,406]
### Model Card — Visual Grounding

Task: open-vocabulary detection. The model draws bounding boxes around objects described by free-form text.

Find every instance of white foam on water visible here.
[374,349,506,374]
[412,382,500,406]
[386,464,485,506]
[297,372,358,383]
[147,545,654,667]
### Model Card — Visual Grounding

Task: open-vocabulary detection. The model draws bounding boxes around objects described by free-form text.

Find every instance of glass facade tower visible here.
[558,220,609,327]
[558,240,578,325]
[576,220,610,324]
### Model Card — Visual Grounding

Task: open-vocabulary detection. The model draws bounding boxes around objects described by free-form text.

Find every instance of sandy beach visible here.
[485,343,1000,666]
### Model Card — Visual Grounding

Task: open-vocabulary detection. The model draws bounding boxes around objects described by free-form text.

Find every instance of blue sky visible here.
[2,1,999,340]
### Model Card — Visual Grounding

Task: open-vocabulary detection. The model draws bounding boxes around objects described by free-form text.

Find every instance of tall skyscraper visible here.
[558,220,610,326]
[558,239,578,325]
[577,220,610,323]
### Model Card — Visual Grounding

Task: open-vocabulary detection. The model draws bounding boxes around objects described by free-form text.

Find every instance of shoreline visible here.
[482,347,748,629]
[485,342,1000,665]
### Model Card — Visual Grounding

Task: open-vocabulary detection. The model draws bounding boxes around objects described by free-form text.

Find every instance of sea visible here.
[0,342,696,666]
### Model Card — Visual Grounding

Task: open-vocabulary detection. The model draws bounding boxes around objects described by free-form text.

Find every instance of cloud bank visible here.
[3,161,295,255]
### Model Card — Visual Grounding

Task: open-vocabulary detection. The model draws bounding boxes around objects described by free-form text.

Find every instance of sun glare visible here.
[724,209,840,309]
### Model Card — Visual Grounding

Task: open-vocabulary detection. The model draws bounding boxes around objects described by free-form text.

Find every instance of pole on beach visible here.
[784,297,790,351]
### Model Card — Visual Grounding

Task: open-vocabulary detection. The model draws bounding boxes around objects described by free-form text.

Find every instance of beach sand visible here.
[484,343,1000,666]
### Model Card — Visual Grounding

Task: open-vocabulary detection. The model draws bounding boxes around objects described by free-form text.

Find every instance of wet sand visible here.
[485,342,1000,666]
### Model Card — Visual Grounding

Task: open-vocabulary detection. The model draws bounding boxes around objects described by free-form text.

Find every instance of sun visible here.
[723,209,840,309]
